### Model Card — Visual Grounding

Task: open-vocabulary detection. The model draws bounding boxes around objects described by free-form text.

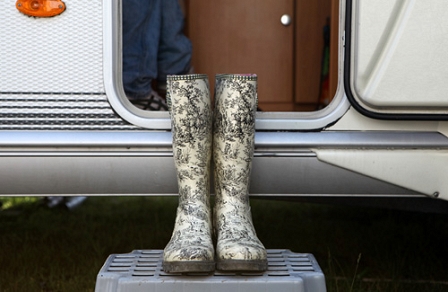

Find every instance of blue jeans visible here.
[122,0,192,99]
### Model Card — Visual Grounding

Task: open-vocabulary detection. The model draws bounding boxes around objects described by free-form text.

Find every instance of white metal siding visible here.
[0,0,104,93]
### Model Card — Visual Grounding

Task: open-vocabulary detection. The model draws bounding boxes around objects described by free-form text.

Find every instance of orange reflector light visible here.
[16,0,66,17]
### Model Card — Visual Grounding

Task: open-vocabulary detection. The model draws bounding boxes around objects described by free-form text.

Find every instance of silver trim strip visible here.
[0,131,172,147]
[0,151,315,158]
[251,194,426,198]
[255,131,448,148]
[0,194,425,197]
[0,131,447,149]
[0,152,174,157]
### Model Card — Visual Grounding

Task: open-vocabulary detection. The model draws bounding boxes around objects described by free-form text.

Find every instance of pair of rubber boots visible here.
[163,74,267,273]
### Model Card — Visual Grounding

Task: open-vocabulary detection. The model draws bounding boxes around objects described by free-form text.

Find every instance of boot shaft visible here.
[213,74,257,199]
[167,74,212,203]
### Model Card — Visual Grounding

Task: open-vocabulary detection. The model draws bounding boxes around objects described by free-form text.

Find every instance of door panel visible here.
[188,0,294,105]
[346,0,448,117]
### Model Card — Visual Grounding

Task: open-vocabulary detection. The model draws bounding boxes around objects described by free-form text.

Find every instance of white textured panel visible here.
[354,0,448,108]
[0,0,104,93]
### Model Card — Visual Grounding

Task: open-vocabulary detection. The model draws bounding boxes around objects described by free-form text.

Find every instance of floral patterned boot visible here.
[163,74,215,273]
[213,74,268,271]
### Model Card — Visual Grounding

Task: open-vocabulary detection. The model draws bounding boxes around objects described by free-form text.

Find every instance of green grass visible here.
[1,196,448,291]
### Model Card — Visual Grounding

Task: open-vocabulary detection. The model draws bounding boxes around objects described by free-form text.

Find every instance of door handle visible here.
[281,14,292,26]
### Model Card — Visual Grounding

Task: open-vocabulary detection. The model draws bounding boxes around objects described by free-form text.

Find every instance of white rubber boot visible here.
[163,74,215,273]
[213,74,267,272]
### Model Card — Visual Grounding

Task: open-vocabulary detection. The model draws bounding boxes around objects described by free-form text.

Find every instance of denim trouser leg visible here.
[122,0,160,99]
[122,0,191,99]
[157,0,192,83]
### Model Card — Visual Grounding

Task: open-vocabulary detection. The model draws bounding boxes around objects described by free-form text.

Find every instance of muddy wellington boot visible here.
[213,74,267,271]
[163,74,215,273]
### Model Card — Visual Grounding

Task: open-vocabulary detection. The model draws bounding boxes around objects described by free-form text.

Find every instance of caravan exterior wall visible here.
[1,0,448,212]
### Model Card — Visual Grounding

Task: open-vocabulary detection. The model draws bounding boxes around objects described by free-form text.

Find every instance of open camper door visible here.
[344,0,448,118]
[315,0,448,202]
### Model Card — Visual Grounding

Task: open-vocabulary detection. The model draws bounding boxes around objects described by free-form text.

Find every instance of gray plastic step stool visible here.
[95,249,326,292]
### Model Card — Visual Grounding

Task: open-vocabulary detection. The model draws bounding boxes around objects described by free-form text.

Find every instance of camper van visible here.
[2,0,448,212]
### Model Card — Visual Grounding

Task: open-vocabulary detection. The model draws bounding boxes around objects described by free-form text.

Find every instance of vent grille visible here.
[0,93,139,130]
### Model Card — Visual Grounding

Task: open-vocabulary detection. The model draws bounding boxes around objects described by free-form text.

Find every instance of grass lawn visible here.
[1,196,448,291]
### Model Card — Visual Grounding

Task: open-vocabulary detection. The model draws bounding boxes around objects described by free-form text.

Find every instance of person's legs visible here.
[157,0,192,84]
[122,0,161,99]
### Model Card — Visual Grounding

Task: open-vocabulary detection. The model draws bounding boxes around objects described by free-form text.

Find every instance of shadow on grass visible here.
[1,196,448,291]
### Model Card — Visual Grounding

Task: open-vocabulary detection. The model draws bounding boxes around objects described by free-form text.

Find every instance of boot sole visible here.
[162,261,215,273]
[217,259,268,272]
